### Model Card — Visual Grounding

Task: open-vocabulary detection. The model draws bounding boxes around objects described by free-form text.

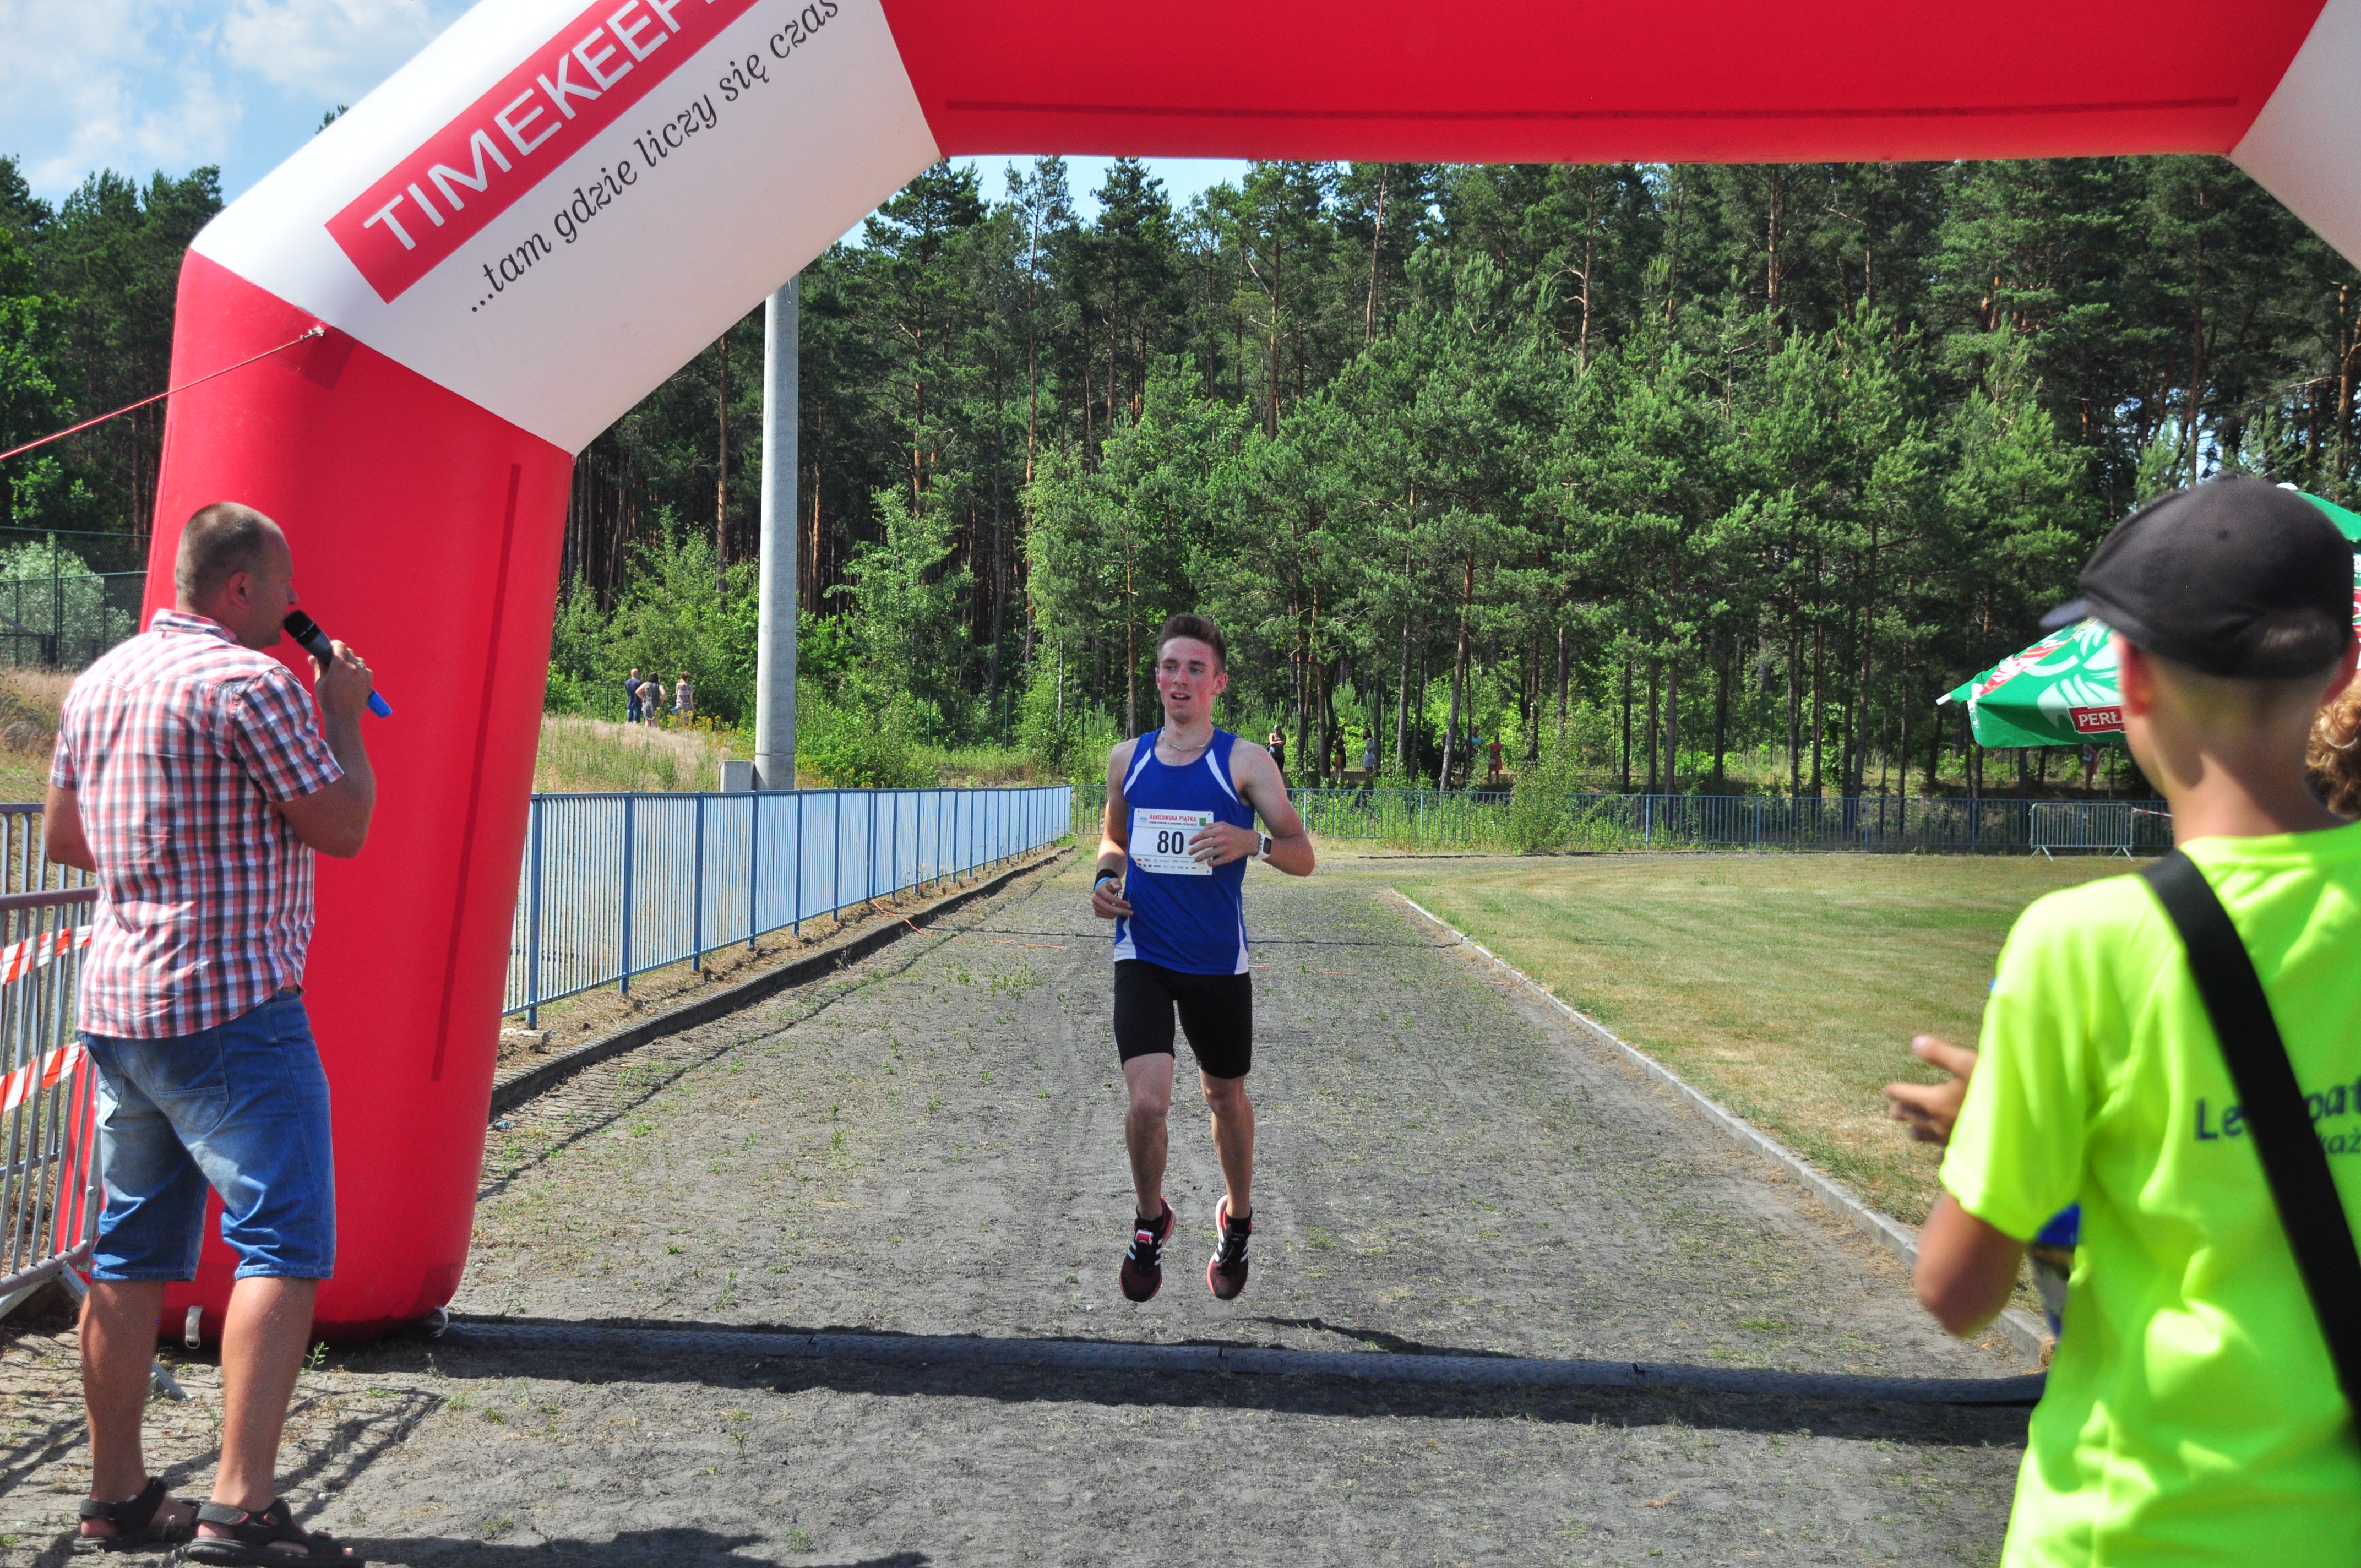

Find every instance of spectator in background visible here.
[1487,734,1505,786]
[52,503,375,1562]
[1362,732,1379,775]
[1266,726,1286,778]
[674,671,693,723]
[624,667,644,724]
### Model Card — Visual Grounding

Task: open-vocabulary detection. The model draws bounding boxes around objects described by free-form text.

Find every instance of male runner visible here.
[1091,614,1314,1303]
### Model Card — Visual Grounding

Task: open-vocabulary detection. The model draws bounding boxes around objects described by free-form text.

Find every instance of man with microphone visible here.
[51,502,374,1563]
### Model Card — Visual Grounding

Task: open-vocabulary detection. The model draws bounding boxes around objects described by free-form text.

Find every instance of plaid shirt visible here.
[51,610,343,1038]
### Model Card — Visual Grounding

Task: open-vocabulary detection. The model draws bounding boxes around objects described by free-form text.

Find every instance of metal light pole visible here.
[753,276,798,790]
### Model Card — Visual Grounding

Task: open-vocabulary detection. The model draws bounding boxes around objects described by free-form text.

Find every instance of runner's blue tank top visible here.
[1114,728,1255,975]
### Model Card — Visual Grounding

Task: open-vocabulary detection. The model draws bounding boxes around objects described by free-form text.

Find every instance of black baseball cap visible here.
[2039,476,2354,679]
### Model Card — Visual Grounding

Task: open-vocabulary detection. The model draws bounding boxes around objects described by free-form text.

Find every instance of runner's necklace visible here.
[1158,734,1213,763]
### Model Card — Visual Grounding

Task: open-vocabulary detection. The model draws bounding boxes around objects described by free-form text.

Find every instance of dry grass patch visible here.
[1388,853,2125,1226]
[0,669,71,803]
[534,714,743,794]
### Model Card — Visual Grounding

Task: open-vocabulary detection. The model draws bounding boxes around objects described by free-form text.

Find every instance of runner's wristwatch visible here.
[1256,832,1274,862]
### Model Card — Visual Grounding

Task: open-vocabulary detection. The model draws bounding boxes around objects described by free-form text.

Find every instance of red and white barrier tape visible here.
[0,924,90,984]
[0,1041,86,1114]
[0,927,96,1114]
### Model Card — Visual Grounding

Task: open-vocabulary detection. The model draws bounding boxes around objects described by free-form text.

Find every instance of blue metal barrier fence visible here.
[507,785,1072,1024]
[1073,783,2171,856]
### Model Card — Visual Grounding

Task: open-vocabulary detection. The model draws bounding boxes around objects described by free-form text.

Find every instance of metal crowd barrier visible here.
[507,785,1074,1025]
[0,885,102,1314]
[0,804,100,1317]
[2031,801,2146,858]
[1072,783,2173,856]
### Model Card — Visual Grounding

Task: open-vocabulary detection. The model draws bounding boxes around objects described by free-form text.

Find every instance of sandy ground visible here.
[2,856,2027,1566]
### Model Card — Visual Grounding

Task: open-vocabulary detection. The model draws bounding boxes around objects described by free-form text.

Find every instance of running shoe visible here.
[1207,1195,1252,1300]
[1119,1200,1174,1302]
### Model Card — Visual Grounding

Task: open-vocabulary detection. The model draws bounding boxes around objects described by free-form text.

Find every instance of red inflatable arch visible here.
[148,0,2361,1337]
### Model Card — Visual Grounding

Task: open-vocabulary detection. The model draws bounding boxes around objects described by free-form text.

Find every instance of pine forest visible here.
[7,152,2361,794]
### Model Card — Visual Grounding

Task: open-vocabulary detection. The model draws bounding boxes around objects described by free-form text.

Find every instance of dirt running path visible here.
[1,857,2026,1566]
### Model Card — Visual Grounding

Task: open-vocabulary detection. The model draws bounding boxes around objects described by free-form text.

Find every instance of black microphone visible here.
[283,610,390,717]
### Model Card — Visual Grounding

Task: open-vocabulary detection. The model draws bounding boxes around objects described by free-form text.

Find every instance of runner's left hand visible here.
[1188,821,1259,866]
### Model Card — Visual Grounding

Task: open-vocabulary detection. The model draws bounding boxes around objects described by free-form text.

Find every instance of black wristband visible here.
[1094,869,1119,887]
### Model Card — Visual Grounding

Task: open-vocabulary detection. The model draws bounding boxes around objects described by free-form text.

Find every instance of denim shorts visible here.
[82,992,336,1281]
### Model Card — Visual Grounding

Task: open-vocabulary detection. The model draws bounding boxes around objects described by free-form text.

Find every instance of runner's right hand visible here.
[1884,1035,1976,1146]
[1091,870,1132,921]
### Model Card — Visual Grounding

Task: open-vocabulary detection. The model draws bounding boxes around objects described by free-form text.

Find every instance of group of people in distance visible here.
[622,666,693,725]
[46,478,2361,1567]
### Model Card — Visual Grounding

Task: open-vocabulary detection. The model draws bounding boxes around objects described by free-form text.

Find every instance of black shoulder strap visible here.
[2141,849,2361,1406]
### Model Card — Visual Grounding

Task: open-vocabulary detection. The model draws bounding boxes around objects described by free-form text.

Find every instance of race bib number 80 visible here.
[1130,808,1215,876]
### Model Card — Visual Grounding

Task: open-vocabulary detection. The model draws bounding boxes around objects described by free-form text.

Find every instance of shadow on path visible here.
[28,1531,924,1568]
[958,925,1454,949]
[379,1315,2034,1447]
[341,1538,923,1568]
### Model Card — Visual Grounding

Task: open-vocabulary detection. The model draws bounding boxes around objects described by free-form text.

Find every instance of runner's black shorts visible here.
[1113,959,1253,1080]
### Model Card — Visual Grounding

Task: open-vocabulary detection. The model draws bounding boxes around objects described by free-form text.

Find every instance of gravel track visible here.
[1,856,2026,1566]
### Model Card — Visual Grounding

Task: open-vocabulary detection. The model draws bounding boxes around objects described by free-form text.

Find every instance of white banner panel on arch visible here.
[2234,0,2361,276]
[189,0,940,454]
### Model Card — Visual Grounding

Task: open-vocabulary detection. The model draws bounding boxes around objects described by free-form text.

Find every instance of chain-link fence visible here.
[0,570,145,670]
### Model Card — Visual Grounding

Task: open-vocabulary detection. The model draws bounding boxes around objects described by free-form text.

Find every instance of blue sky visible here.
[951,157,1250,222]
[0,0,1247,226]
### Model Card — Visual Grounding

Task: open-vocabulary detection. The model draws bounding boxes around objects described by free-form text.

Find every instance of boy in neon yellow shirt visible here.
[1888,478,2361,1565]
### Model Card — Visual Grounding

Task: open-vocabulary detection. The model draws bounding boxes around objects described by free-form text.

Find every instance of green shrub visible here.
[602,526,757,725]
[1017,657,1123,783]
[797,685,933,788]
[1506,727,1585,852]
[1018,660,1078,778]
[0,540,129,663]
[829,487,970,737]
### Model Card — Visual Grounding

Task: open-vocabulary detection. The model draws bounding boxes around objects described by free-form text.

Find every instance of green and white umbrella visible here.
[1940,491,2361,748]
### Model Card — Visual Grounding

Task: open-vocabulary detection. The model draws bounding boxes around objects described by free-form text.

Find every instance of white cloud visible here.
[219,0,450,101]
[0,1,240,194]
[0,0,471,199]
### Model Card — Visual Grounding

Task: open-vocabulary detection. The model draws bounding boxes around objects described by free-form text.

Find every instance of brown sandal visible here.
[182,1499,365,1564]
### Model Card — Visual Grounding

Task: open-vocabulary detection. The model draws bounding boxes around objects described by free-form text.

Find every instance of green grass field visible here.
[1385,853,2126,1226]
